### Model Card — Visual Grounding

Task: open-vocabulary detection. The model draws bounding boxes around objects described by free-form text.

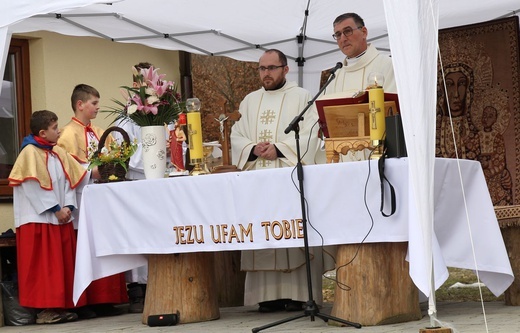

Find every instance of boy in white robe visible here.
[57,84,128,318]
[9,110,87,324]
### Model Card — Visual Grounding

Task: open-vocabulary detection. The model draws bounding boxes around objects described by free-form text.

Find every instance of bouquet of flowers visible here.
[107,66,184,127]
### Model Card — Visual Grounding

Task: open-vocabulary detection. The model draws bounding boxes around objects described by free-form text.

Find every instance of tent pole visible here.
[296,0,311,88]
[297,33,304,87]
[428,259,438,327]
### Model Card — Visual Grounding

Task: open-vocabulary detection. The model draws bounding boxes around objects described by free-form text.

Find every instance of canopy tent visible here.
[1,0,518,327]
[3,1,519,94]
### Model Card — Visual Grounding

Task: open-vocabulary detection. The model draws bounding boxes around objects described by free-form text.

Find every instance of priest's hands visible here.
[253,142,277,160]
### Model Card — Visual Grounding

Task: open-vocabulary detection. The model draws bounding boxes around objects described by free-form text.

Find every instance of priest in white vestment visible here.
[231,49,329,312]
[317,12,397,163]
[326,13,396,96]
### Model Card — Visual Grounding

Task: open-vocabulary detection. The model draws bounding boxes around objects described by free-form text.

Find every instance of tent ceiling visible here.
[7,0,520,93]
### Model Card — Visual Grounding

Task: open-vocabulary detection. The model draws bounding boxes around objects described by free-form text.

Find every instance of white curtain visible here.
[383,0,443,302]
[0,27,10,92]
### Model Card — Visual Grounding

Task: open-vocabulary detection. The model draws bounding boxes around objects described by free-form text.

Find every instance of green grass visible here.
[322,268,503,303]
[322,274,336,302]
[435,268,503,302]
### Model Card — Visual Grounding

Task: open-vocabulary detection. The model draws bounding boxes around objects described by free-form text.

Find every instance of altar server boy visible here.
[8,110,87,324]
[57,83,128,318]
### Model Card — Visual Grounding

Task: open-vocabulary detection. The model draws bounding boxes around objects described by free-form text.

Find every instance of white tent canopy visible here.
[3,0,519,94]
[1,0,518,326]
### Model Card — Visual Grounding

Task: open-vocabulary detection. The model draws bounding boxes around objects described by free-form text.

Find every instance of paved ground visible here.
[2,301,520,332]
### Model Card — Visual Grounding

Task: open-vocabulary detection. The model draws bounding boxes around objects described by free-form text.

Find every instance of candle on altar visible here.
[186,98,204,163]
[367,72,385,142]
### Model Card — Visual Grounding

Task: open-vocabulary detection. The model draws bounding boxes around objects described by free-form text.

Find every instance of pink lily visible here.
[130,95,157,115]
[148,79,174,97]
[140,66,166,86]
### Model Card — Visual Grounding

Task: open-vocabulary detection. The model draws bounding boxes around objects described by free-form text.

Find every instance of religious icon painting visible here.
[436,16,520,206]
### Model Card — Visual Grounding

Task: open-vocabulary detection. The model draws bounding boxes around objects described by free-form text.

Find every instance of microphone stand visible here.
[252,70,361,332]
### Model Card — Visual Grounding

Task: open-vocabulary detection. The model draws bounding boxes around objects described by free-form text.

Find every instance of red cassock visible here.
[16,224,128,309]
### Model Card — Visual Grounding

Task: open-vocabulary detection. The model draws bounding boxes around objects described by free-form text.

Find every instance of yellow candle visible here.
[368,87,385,141]
[187,111,204,162]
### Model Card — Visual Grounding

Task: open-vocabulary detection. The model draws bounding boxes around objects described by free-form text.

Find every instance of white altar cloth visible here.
[73,158,513,304]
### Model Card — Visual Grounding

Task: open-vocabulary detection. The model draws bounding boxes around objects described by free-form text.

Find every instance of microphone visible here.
[284,62,342,134]
[329,62,343,75]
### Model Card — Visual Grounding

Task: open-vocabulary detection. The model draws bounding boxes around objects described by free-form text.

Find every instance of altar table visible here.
[73,158,513,310]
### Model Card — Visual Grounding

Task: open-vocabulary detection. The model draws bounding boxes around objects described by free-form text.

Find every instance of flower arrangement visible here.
[87,136,138,181]
[107,66,184,127]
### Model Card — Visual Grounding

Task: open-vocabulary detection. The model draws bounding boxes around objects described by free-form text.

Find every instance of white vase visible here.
[141,125,167,179]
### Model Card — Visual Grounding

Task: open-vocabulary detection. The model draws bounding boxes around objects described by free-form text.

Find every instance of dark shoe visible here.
[258,305,277,313]
[71,306,97,320]
[285,300,305,311]
[36,309,76,324]
[129,300,144,313]
[62,311,79,322]
[91,304,126,317]
[258,299,290,313]
[127,283,145,313]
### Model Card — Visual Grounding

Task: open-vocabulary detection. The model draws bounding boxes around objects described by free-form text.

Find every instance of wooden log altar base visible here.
[419,328,453,333]
[500,225,520,305]
[495,205,520,306]
[330,242,421,326]
[143,253,220,325]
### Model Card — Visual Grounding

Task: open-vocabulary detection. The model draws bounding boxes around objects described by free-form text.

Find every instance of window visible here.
[0,38,32,198]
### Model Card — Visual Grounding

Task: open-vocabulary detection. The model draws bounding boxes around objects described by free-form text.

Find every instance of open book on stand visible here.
[315,91,400,138]
[315,91,406,158]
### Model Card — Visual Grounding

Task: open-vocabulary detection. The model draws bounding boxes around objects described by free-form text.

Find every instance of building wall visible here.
[0,31,180,233]
[0,202,14,232]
